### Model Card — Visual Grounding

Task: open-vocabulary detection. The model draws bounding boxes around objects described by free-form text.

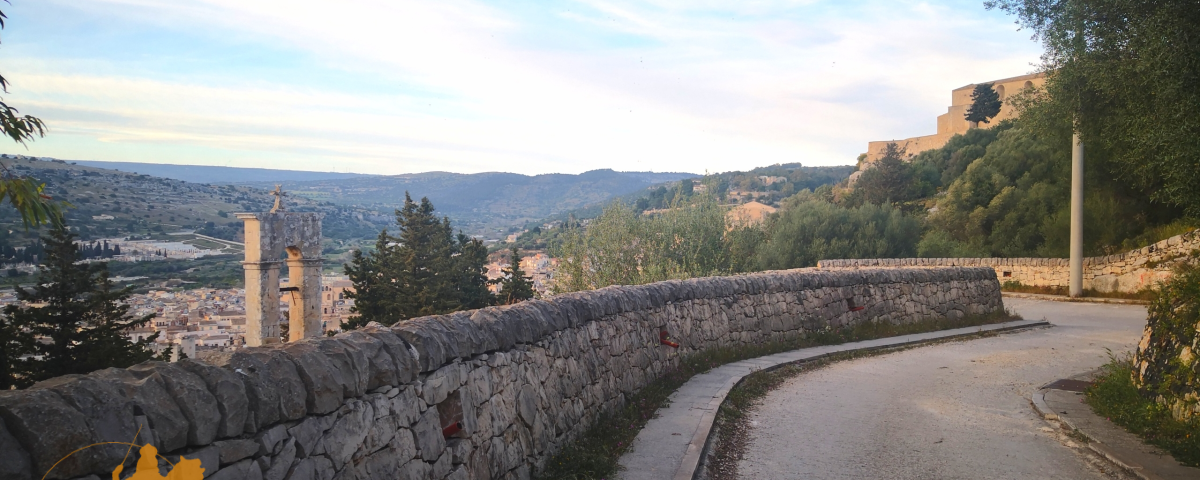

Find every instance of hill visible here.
[68,160,368,184]
[238,169,699,239]
[0,157,390,247]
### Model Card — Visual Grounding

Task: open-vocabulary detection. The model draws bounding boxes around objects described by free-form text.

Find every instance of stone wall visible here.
[0,267,1003,480]
[819,229,1199,294]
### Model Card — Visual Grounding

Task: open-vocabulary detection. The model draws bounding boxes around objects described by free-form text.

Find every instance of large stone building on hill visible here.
[864,72,1045,163]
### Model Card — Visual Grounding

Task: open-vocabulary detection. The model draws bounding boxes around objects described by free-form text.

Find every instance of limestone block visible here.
[263,438,296,480]
[255,424,288,456]
[212,438,258,466]
[319,399,372,469]
[361,324,420,384]
[177,359,249,439]
[394,318,456,373]
[337,331,402,391]
[287,414,335,458]
[413,407,446,462]
[207,351,281,432]
[398,457,431,480]
[208,458,262,480]
[172,445,219,479]
[91,367,190,453]
[129,362,221,446]
[282,341,344,415]
[31,374,137,469]
[0,389,103,479]
[316,337,371,398]
[285,456,334,480]
[0,414,33,480]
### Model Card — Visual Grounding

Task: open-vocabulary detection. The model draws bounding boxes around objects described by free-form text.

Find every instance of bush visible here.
[1132,256,1200,419]
[1087,354,1200,466]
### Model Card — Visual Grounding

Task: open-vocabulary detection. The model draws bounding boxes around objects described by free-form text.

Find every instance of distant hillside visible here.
[0,158,390,247]
[1,157,698,241]
[239,169,699,239]
[68,160,368,184]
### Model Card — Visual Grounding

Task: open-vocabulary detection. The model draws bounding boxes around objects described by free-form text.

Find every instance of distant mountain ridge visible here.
[238,169,699,237]
[48,158,697,238]
[70,161,368,184]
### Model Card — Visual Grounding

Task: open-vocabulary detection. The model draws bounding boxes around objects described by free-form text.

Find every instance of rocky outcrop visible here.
[1133,258,1200,420]
[819,229,1200,294]
[0,267,1003,480]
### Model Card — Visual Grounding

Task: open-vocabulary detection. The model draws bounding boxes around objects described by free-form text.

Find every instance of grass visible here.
[533,309,1020,480]
[1001,281,1155,301]
[704,355,837,479]
[1086,353,1200,466]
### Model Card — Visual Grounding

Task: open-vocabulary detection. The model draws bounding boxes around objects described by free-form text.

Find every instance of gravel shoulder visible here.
[736,299,1147,480]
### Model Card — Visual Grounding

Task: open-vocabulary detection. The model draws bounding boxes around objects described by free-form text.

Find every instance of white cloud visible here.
[12,0,1043,175]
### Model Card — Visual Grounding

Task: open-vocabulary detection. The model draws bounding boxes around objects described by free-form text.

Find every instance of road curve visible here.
[736,298,1146,480]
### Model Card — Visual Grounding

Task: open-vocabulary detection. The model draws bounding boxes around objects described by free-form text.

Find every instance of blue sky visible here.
[0,0,1042,175]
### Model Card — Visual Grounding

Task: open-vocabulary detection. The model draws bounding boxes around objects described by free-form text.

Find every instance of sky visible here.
[0,0,1043,176]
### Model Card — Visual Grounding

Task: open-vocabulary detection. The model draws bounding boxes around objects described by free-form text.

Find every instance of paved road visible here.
[737,299,1147,480]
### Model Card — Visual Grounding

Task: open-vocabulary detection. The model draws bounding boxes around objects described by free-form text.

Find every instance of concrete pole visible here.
[1069,131,1084,297]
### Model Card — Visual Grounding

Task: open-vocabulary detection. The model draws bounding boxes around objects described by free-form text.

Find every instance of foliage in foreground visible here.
[1087,354,1200,466]
[0,222,163,389]
[988,0,1200,218]
[1132,257,1200,418]
[535,309,1019,480]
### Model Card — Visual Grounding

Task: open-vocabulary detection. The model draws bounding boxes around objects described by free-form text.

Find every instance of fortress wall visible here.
[0,268,1003,480]
[819,230,1199,294]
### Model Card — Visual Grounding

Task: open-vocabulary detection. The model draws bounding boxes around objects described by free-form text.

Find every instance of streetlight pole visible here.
[1069,130,1084,297]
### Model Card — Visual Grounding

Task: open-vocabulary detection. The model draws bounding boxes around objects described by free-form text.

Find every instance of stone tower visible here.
[237,188,323,346]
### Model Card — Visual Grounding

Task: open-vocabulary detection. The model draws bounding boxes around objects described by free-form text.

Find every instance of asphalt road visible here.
[736,298,1147,480]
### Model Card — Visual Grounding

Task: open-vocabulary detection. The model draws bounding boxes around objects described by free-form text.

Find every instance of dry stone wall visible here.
[819,229,1200,294]
[0,268,1002,480]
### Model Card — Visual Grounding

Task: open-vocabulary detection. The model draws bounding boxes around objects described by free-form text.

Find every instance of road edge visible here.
[682,319,1051,480]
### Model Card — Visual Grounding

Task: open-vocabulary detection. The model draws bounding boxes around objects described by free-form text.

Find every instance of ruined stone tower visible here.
[237,187,323,346]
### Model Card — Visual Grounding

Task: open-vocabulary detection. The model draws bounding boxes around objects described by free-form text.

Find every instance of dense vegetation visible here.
[343,194,535,328]
[550,119,1193,293]
[988,0,1200,218]
[0,222,165,389]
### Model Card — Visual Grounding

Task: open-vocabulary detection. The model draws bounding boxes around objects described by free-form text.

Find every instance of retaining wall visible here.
[819,229,1199,294]
[0,267,1002,480]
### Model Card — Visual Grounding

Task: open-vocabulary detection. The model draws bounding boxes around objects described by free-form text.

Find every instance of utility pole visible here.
[1069,131,1084,297]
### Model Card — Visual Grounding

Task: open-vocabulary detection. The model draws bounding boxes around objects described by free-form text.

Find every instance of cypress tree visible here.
[497,247,535,305]
[2,222,161,388]
[964,83,1002,125]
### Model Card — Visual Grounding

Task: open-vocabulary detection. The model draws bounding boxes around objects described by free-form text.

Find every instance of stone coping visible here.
[1033,374,1200,480]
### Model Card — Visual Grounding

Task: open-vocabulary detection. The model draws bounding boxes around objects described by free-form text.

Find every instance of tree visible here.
[855,143,914,205]
[964,83,1002,125]
[0,3,64,228]
[342,230,399,330]
[988,0,1200,217]
[343,193,492,326]
[496,247,534,305]
[452,232,494,309]
[1,221,160,389]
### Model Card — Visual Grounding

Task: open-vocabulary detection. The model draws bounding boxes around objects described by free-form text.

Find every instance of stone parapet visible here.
[0,267,1003,480]
[819,229,1199,294]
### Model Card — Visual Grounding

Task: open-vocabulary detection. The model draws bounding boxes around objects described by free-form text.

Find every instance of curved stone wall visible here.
[0,267,1002,480]
[819,229,1199,294]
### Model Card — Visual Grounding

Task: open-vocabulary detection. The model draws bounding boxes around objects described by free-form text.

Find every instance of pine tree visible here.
[964,83,1002,125]
[453,232,494,310]
[1,222,161,388]
[497,247,535,305]
[394,194,457,318]
[344,193,495,327]
[342,229,401,330]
